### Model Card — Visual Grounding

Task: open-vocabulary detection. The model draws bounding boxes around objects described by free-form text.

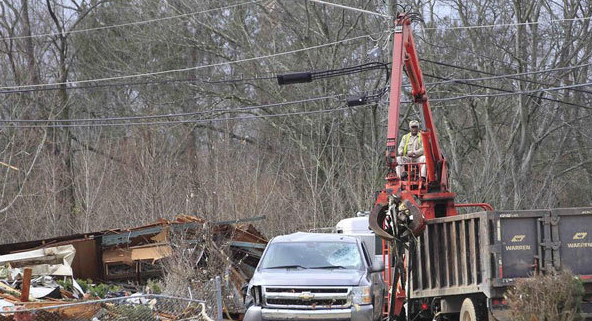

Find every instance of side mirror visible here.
[369,261,385,273]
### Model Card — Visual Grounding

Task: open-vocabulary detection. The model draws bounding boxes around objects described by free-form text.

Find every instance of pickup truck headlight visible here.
[245,286,262,307]
[350,286,372,305]
[253,286,262,306]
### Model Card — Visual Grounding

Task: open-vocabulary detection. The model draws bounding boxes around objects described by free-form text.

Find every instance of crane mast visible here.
[369,13,493,319]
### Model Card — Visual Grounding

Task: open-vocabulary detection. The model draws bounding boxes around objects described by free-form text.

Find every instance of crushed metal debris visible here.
[0,215,267,318]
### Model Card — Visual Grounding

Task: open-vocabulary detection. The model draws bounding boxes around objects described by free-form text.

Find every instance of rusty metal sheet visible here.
[70,239,101,280]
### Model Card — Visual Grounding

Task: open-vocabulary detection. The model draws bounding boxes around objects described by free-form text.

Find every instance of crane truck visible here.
[370,13,592,321]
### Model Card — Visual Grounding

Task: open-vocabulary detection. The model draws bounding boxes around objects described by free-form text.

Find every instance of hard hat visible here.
[409,120,420,128]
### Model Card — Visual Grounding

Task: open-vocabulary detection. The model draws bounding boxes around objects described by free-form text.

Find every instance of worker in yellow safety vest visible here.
[396,120,426,180]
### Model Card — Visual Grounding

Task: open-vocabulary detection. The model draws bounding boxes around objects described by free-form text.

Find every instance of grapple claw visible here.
[402,199,426,237]
[369,194,426,242]
[369,203,394,241]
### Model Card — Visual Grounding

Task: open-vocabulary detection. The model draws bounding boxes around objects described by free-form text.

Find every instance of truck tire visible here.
[459,298,477,321]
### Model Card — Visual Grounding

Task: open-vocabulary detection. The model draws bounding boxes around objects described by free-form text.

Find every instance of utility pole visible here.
[387,0,396,67]
[387,0,396,20]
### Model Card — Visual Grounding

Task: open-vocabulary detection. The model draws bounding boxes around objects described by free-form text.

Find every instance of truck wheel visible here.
[459,298,477,321]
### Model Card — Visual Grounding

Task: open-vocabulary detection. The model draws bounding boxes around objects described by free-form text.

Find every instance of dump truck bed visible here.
[411,207,592,301]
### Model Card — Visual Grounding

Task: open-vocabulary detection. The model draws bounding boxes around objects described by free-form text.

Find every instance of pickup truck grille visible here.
[263,286,351,309]
[266,287,348,294]
[267,298,348,306]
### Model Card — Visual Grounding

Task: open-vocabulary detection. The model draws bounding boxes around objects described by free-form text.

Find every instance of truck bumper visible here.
[244,305,374,321]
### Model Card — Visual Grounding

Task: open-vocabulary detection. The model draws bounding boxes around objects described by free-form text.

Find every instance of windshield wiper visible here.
[265,265,308,269]
[310,265,347,269]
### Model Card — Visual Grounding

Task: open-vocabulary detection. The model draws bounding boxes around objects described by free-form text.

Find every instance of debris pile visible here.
[0,294,210,320]
[0,215,267,318]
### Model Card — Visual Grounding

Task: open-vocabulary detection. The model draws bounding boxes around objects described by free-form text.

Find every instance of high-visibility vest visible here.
[403,133,421,156]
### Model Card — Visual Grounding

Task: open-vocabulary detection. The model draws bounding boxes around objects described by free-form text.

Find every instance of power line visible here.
[12,56,584,95]
[424,62,592,89]
[312,62,390,80]
[303,0,391,18]
[0,1,263,41]
[299,2,592,30]
[297,1,592,29]
[425,73,592,110]
[0,61,388,94]
[4,56,590,125]
[389,58,591,99]
[4,57,583,95]
[4,71,591,126]
[0,104,373,129]
[4,75,591,127]
[400,64,592,108]
[421,16,592,31]
[415,34,511,66]
[277,61,389,84]
[430,81,592,105]
[421,58,592,96]
[417,37,592,97]
[204,75,276,85]
[0,77,199,94]
[0,94,342,123]
[3,78,590,128]
[0,33,377,91]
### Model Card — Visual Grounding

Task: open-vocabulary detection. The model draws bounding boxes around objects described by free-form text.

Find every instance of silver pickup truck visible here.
[244,232,385,321]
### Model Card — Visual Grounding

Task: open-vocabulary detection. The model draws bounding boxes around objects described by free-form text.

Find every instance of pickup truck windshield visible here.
[260,241,363,270]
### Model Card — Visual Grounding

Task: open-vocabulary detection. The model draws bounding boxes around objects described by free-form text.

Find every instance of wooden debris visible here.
[19,269,31,302]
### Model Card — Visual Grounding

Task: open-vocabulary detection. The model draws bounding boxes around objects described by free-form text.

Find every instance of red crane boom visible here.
[369,13,493,319]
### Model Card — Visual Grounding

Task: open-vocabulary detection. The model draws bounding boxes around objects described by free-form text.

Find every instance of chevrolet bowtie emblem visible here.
[299,291,314,300]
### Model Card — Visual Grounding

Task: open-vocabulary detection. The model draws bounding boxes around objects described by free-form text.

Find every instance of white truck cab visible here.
[335,212,385,266]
